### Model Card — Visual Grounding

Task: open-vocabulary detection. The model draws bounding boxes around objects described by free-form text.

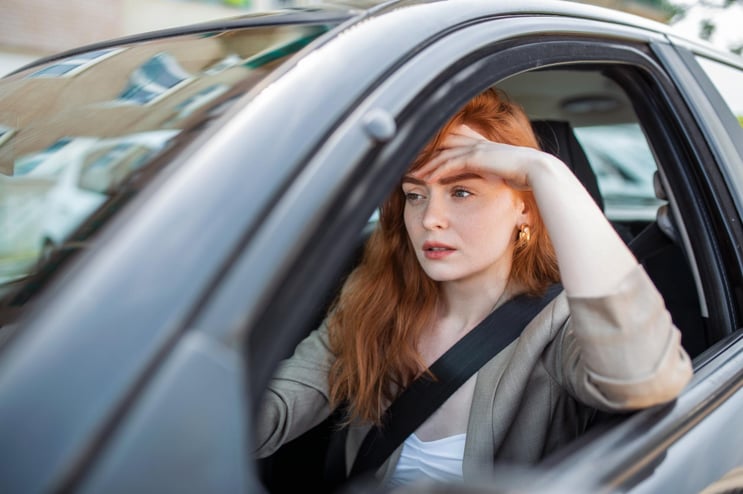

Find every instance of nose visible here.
[421,193,448,230]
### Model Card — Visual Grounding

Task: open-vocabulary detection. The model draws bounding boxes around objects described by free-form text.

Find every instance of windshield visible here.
[0,23,333,297]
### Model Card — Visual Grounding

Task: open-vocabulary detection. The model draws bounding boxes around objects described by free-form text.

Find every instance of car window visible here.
[574,123,664,222]
[256,61,708,493]
[499,70,664,227]
[0,23,333,297]
[498,66,710,358]
[695,56,743,126]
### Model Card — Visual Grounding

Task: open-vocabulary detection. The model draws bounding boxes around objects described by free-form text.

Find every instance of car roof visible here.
[12,0,739,82]
[8,0,683,77]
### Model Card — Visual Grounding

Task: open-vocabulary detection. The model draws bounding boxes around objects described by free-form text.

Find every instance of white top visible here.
[387,433,466,488]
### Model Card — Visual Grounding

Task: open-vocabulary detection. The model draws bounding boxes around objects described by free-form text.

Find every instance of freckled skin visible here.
[402,158,528,291]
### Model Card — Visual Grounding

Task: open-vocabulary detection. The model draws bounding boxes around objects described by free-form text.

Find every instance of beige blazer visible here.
[255,264,692,483]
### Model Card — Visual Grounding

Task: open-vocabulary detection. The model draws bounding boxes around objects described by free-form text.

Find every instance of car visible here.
[0,1,742,493]
[2,130,180,279]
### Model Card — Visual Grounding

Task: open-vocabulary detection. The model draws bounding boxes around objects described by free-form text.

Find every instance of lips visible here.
[422,241,455,260]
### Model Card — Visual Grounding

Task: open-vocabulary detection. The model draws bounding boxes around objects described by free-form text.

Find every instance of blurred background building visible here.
[0,0,740,76]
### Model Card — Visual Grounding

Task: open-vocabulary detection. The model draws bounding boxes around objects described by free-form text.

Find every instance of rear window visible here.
[0,23,333,292]
[574,123,663,222]
[695,56,743,125]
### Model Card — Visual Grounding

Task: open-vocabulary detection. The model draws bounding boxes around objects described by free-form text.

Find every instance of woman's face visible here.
[402,128,529,287]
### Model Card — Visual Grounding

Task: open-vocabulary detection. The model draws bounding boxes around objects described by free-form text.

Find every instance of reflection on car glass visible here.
[574,123,664,222]
[0,131,177,285]
[205,54,243,75]
[26,48,124,79]
[0,23,334,288]
[0,124,14,148]
[696,57,743,121]
[243,26,327,68]
[13,138,74,176]
[170,84,229,123]
[118,52,193,106]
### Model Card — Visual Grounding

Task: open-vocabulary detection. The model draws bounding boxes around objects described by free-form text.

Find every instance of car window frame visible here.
[603,55,739,345]
[228,24,738,397]
[175,15,743,493]
[231,17,728,398]
[652,42,743,340]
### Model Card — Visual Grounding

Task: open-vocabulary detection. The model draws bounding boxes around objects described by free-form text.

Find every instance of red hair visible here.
[327,88,560,425]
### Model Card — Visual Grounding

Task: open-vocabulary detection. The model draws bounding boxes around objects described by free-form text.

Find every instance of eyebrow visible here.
[402,172,484,186]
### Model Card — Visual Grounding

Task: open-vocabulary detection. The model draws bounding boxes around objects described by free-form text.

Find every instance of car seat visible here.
[627,174,706,358]
[531,120,605,210]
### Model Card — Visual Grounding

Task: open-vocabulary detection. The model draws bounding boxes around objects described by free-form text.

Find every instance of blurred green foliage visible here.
[668,0,743,54]
[636,0,686,18]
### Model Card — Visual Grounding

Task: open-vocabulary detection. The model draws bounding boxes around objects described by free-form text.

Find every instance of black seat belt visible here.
[325,283,562,485]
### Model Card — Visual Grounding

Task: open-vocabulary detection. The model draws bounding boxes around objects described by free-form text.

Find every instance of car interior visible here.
[258,65,707,492]
[499,68,705,360]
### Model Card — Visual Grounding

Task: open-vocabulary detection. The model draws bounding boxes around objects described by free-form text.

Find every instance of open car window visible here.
[256,61,711,492]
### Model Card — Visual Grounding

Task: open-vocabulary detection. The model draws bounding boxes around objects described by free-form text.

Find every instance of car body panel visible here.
[529,333,743,492]
[0,1,742,493]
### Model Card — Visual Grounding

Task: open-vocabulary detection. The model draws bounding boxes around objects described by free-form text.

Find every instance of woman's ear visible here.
[516,195,532,223]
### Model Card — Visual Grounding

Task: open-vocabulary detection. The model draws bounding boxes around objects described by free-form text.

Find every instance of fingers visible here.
[414,147,473,180]
[412,140,535,190]
[410,121,552,190]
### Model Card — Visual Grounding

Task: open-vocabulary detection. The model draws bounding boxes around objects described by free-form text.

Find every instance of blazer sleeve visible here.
[555,263,693,411]
[253,321,335,457]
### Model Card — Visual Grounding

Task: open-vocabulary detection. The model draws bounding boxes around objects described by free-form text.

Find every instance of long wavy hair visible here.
[327,88,560,425]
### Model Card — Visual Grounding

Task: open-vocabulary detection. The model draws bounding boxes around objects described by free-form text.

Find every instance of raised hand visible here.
[412,125,564,191]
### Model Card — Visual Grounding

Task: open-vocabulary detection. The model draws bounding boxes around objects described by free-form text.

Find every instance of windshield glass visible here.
[0,23,333,293]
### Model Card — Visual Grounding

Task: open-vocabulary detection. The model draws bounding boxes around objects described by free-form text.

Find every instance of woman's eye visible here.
[405,192,424,202]
[452,188,472,198]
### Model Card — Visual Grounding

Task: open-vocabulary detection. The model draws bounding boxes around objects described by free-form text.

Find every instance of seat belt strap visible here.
[348,283,562,478]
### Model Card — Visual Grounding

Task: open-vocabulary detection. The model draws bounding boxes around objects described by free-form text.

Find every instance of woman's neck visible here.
[437,278,512,336]
[417,279,512,366]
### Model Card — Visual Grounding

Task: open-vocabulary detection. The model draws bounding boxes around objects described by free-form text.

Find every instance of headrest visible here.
[531,120,604,211]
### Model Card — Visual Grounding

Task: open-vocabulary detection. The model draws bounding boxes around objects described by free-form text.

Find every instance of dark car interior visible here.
[258,65,707,492]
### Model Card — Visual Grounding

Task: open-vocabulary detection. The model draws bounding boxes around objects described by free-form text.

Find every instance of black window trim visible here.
[652,42,743,341]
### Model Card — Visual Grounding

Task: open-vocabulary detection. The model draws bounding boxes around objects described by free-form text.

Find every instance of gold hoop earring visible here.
[517,224,531,247]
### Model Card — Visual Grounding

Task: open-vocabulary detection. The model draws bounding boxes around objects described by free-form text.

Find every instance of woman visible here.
[255,88,692,487]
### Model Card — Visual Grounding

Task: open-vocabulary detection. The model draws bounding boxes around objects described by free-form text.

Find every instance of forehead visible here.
[402,172,485,186]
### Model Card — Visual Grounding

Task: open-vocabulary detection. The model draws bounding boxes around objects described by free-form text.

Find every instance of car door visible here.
[538,35,743,494]
[242,9,743,494]
[212,8,743,493]
[560,37,743,494]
